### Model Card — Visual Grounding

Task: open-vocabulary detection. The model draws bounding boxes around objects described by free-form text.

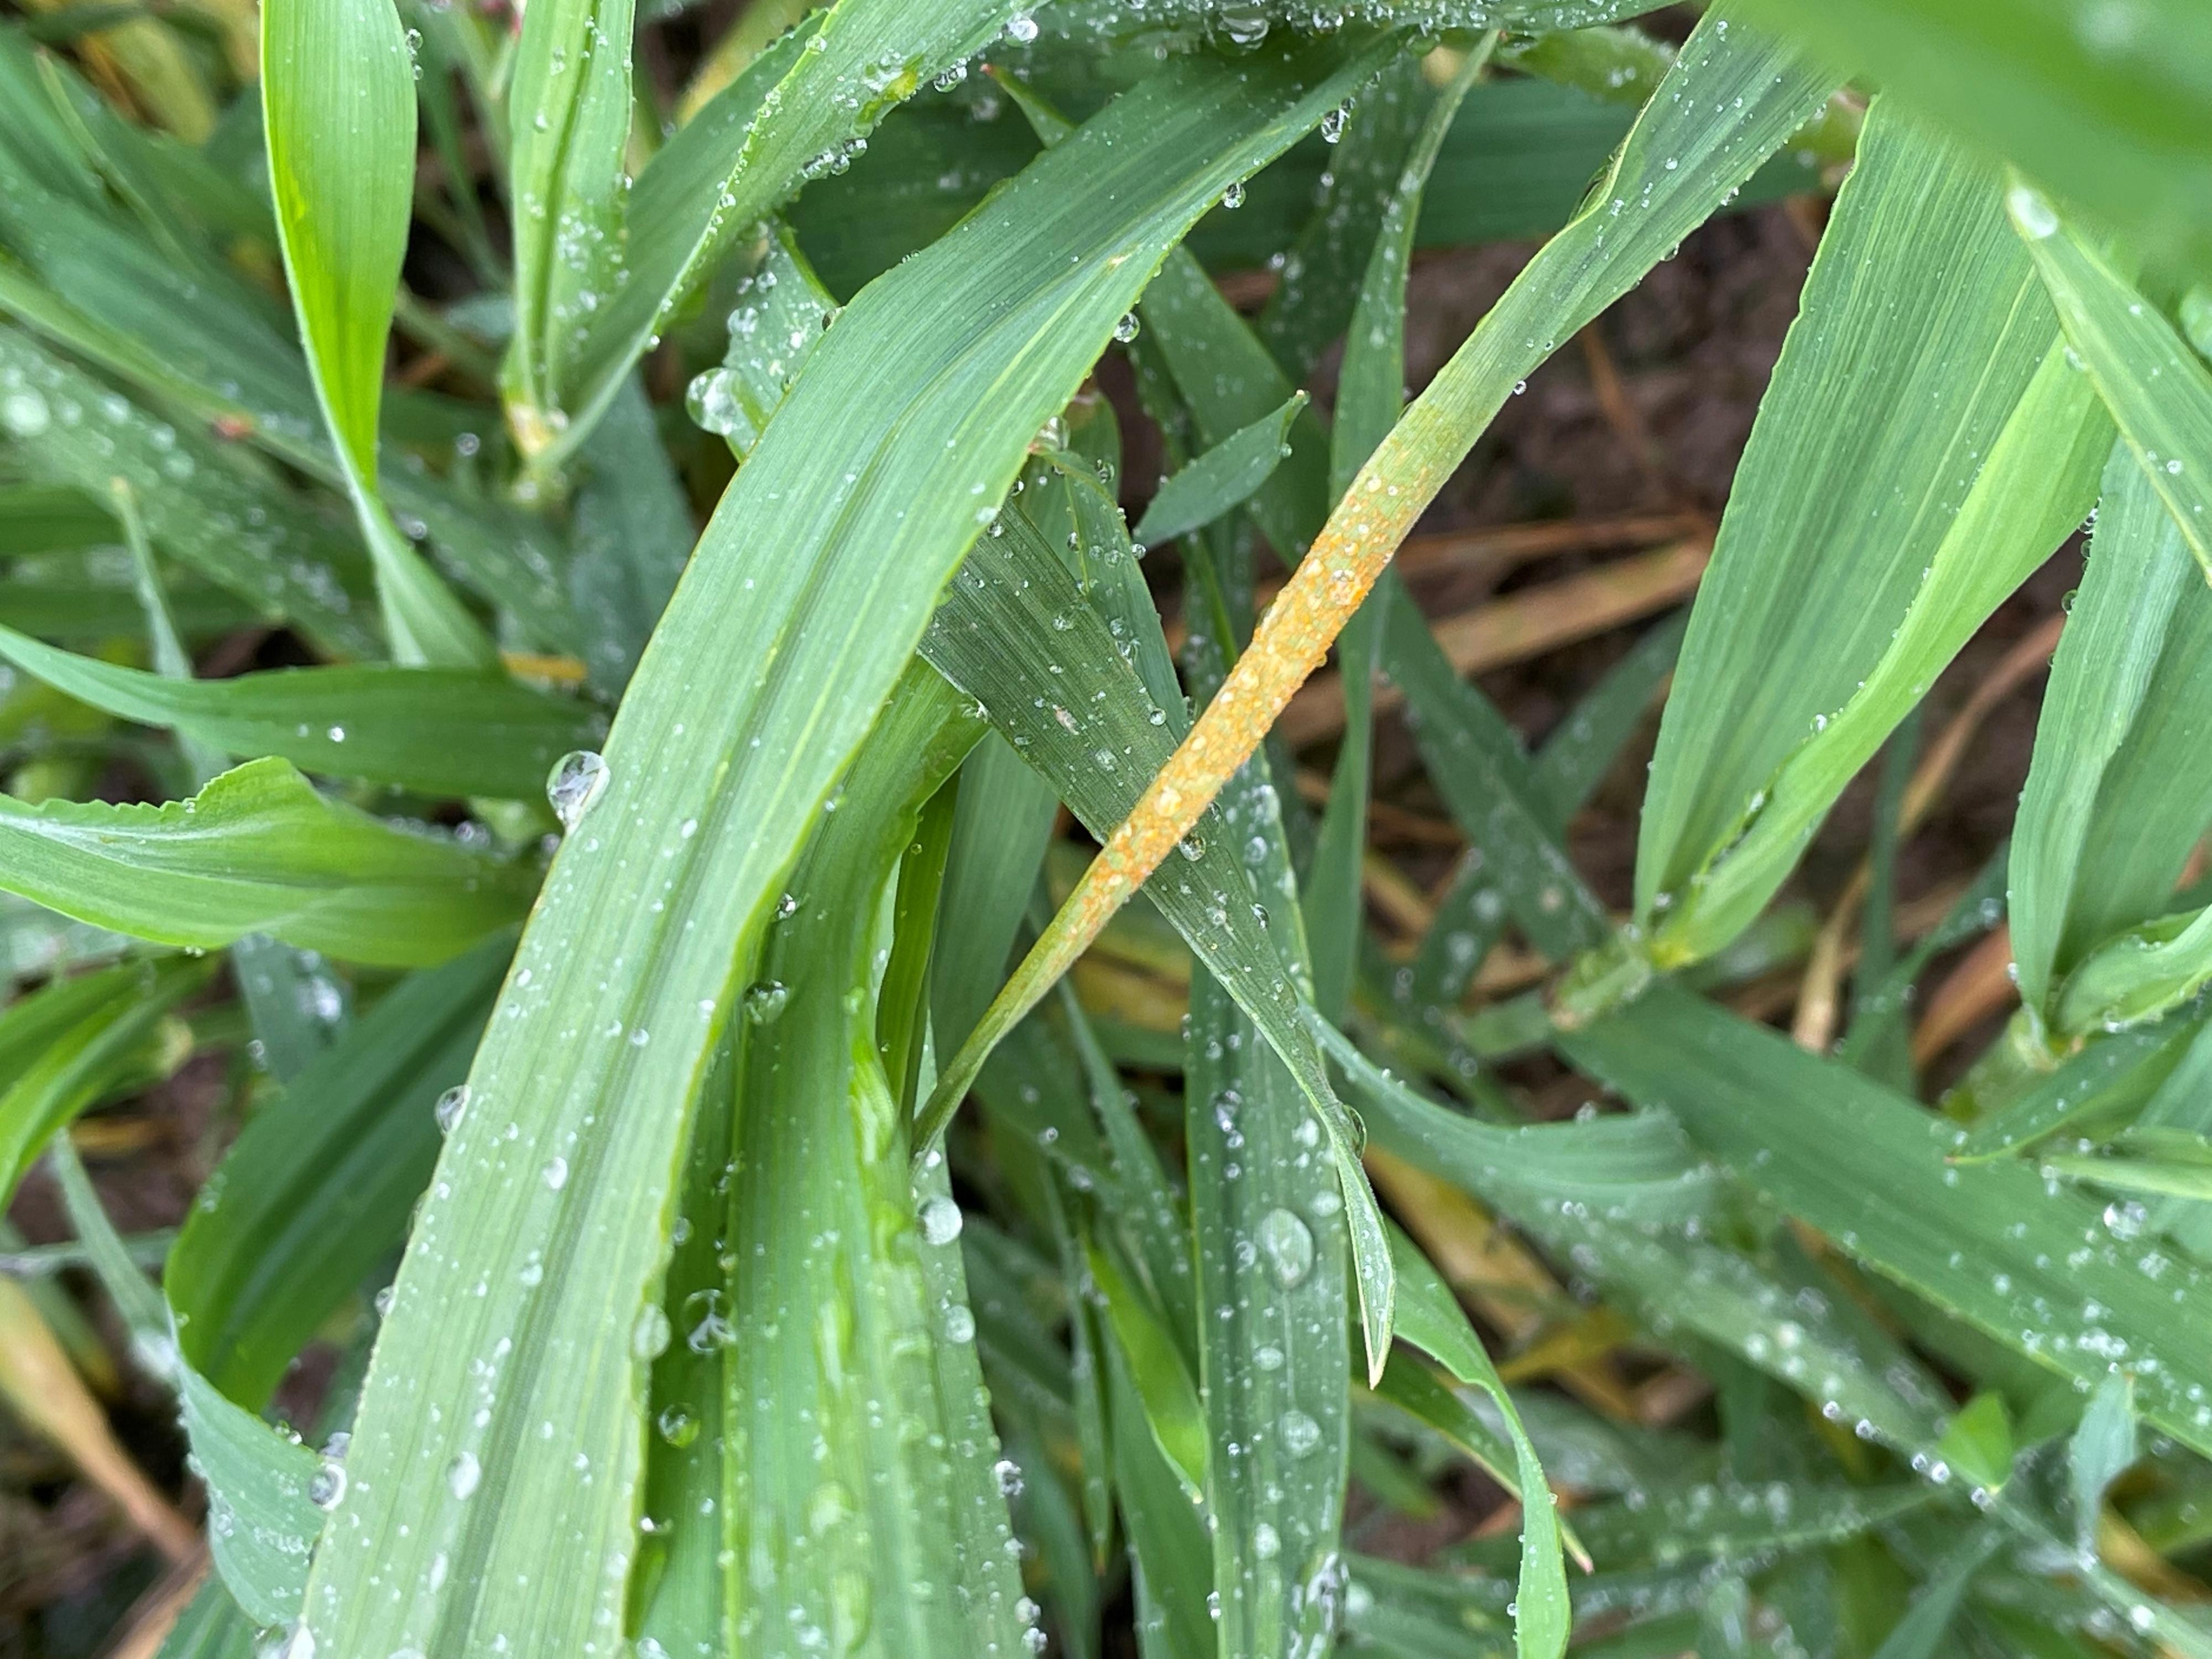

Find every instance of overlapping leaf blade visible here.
[1562,982,2212,1460]
[1632,102,2108,973]
[261,0,491,666]
[301,41,1399,1655]
[0,758,534,966]
[0,625,603,800]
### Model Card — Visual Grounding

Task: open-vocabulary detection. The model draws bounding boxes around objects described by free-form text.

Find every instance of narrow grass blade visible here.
[1131,390,1305,547]
[1411,612,1684,1008]
[1183,609,1353,1654]
[302,44,1390,1656]
[262,0,492,666]
[718,669,1036,1656]
[684,221,836,459]
[0,328,378,660]
[0,626,603,799]
[1388,1228,1569,1658]
[0,481,116,552]
[0,957,200,1206]
[166,937,507,1408]
[1560,982,2212,1460]
[2070,1371,2136,1547]
[2005,447,2186,1022]
[2054,899,2212,1035]
[503,0,635,453]
[549,0,1031,465]
[921,502,1395,1377]
[1867,1530,2003,1659]
[2017,507,2212,994]
[2015,185,2212,581]
[1745,0,2212,279]
[570,377,696,692]
[1310,45,1485,1020]
[1259,51,1432,389]
[931,735,1059,1057]
[175,1364,321,1628]
[1631,103,2109,975]
[1953,1010,2194,1161]
[0,757,535,966]
[967,4,1830,1100]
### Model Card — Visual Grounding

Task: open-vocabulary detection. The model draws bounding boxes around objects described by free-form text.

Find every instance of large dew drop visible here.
[434,1084,469,1135]
[1255,1207,1316,1289]
[447,1451,482,1500]
[632,1303,672,1360]
[546,750,609,830]
[919,1194,964,1246]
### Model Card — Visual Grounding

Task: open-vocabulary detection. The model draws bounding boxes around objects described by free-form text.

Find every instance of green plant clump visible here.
[2,1,2211,1656]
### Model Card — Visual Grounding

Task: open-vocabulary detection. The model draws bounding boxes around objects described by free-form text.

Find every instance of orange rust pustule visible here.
[1059,451,1444,959]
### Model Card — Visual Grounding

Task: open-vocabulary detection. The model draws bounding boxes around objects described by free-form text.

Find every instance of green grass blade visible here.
[1131,390,1305,547]
[719,670,1036,1656]
[1183,656,1352,1655]
[0,757,534,966]
[0,626,603,799]
[1746,0,2212,279]
[166,937,507,1408]
[0,481,116,552]
[1632,102,2105,971]
[1387,1228,1570,1658]
[2015,184,2212,581]
[2053,898,2212,1034]
[2070,1371,2136,1546]
[1559,981,2212,1460]
[2015,484,2212,990]
[503,0,635,455]
[931,735,1060,1057]
[1953,1010,2193,1161]
[1259,51,1432,389]
[570,377,697,691]
[0,958,200,1206]
[921,500,1396,1378]
[300,43,1387,1654]
[262,0,493,666]
[980,4,1831,1093]
[151,1578,257,1659]
[175,1363,322,1628]
[0,327,379,660]
[686,220,842,458]
[1410,612,1683,1008]
[550,0,1030,465]
[1309,45,1484,1020]
[1867,1528,2004,1659]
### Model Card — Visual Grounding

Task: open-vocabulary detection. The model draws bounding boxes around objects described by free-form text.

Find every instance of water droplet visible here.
[2007,182,2060,241]
[435,1084,469,1135]
[1220,180,1247,210]
[447,1451,482,1499]
[942,1304,977,1343]
[546,750,609,830]
[920,1194,964,1246]
[1113,311,1141,345]
[542,1155,570,1190]
[743,980,790,1024]
[2,391,50,437]
[1279,1409,1322,1456]
[307,1460,347,1510]
[1256,1207,1315,1288]
[657,1404,700,1448]
[1005,11,1038,42]
[632,1303,672,1359]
